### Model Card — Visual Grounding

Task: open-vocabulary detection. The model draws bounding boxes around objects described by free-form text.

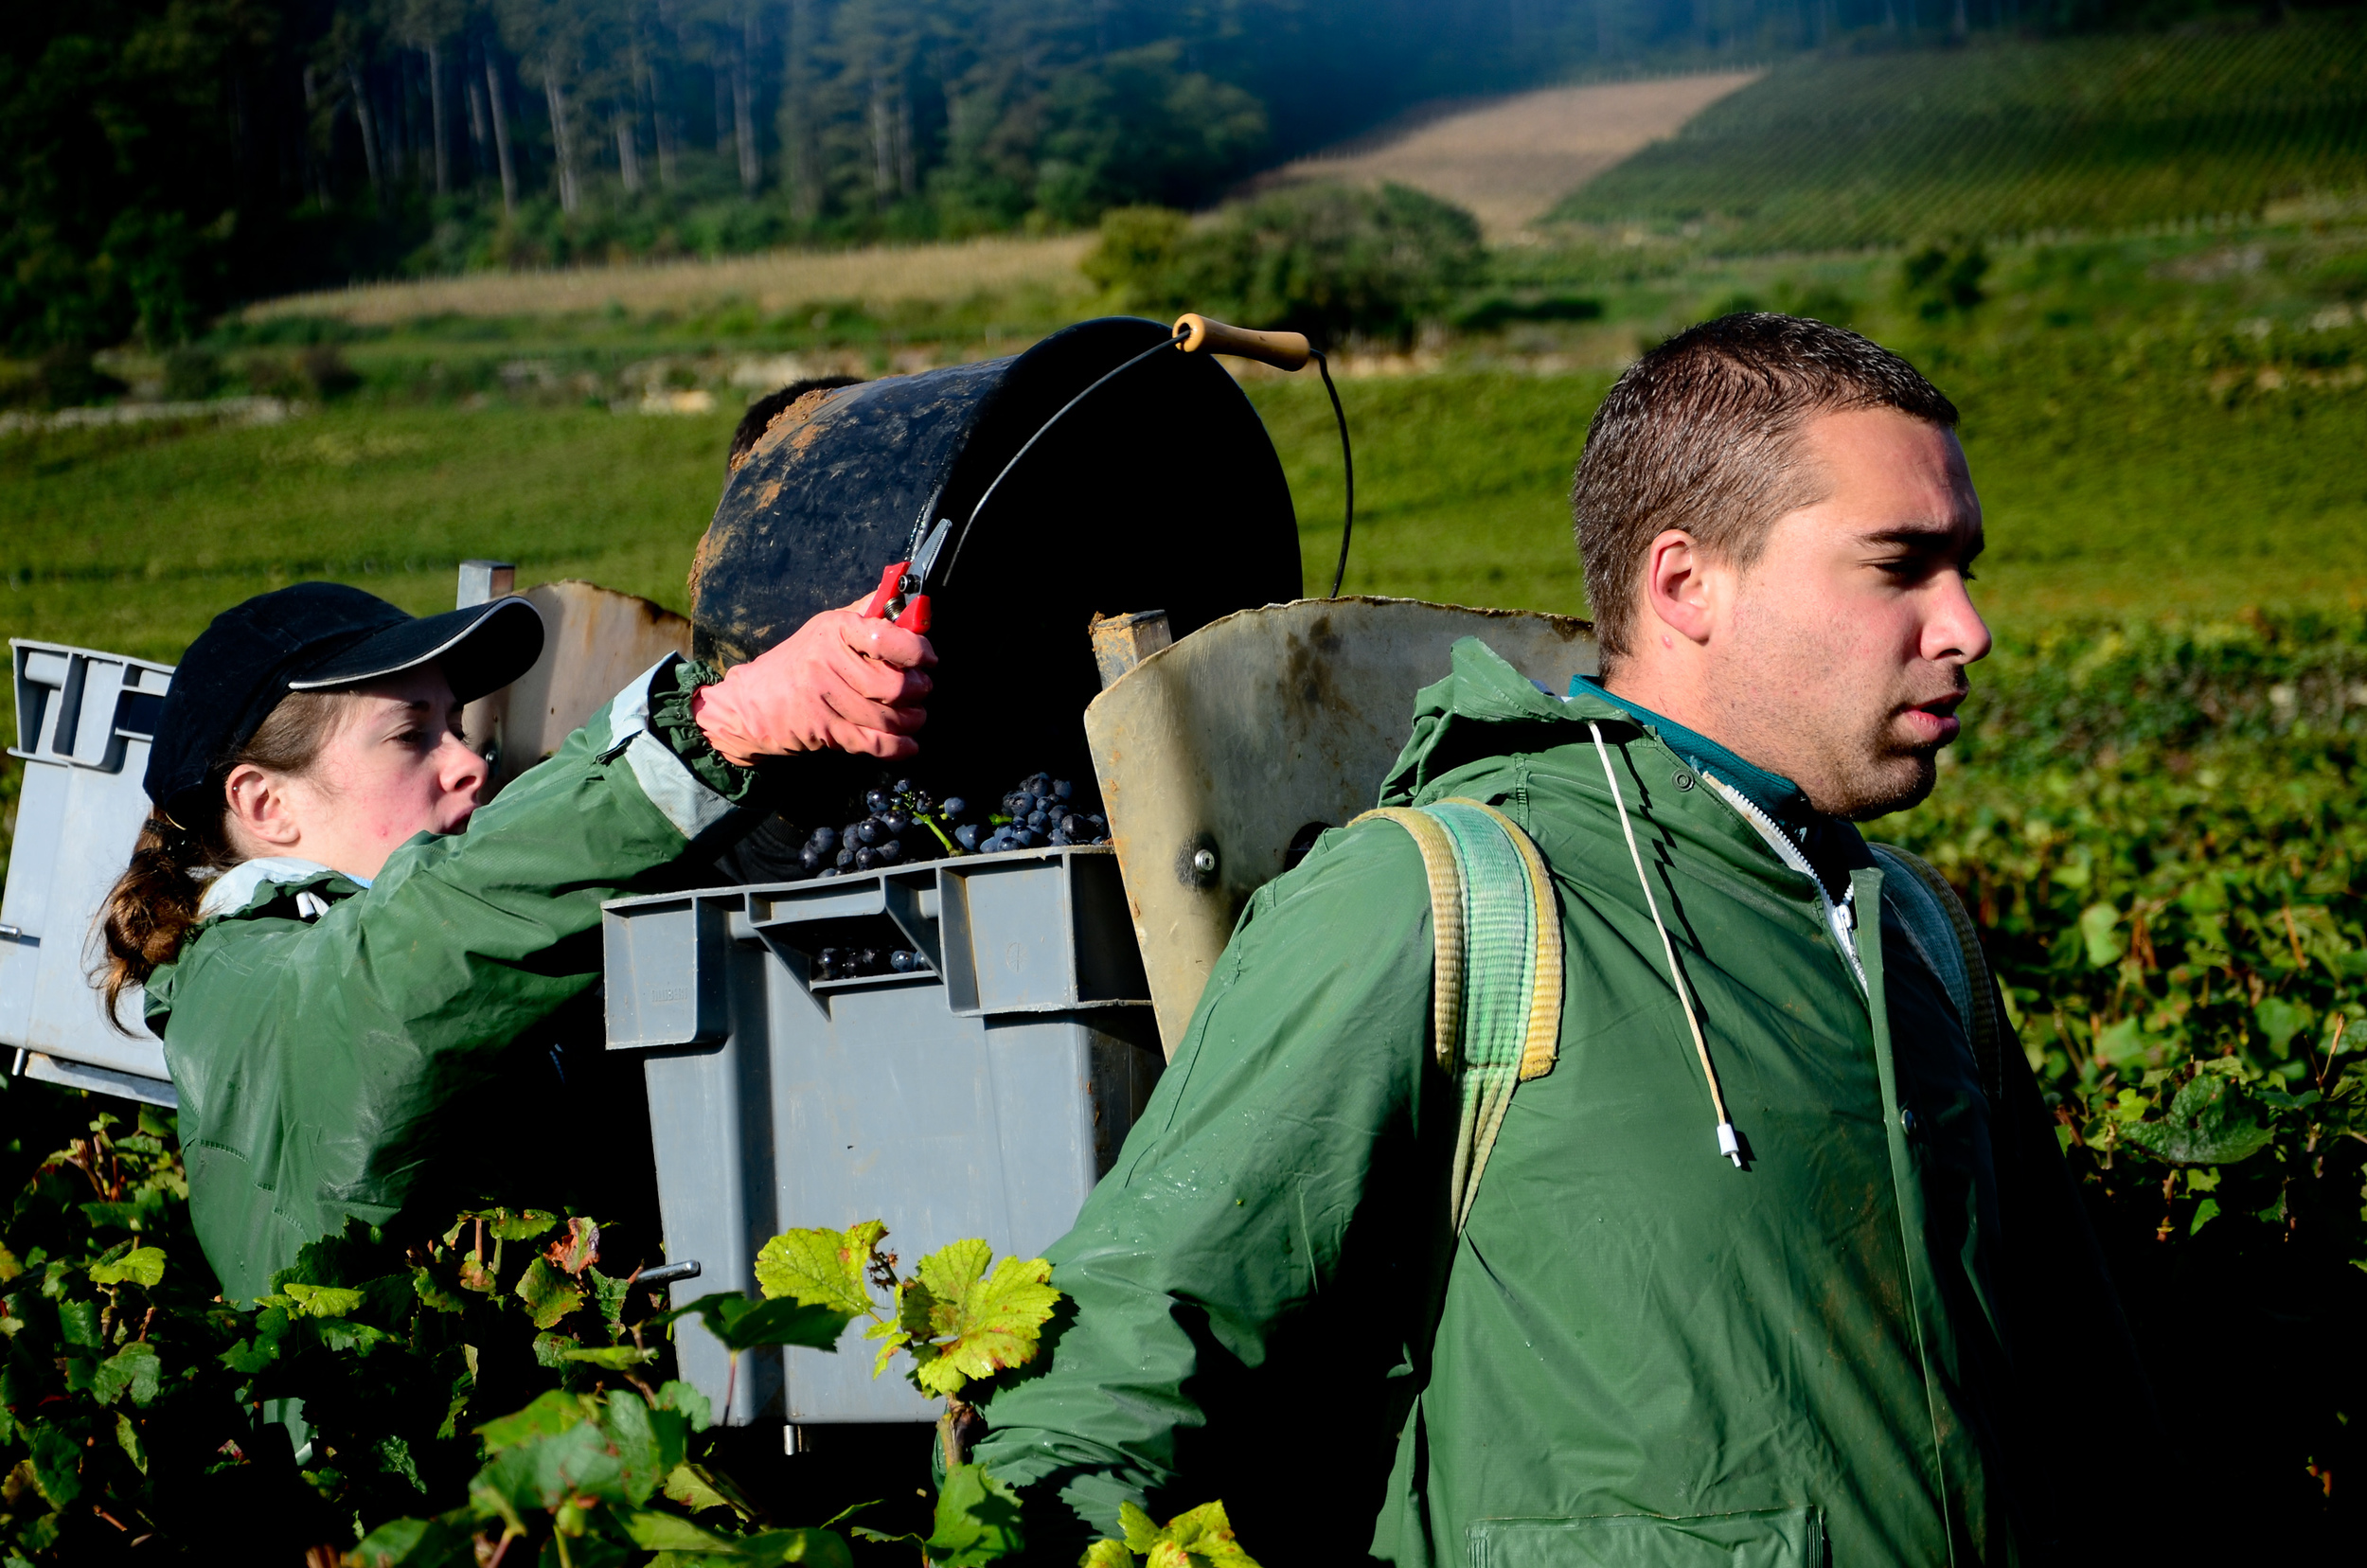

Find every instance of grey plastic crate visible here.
[3,641,177,1106]
[603,846,1161,1426]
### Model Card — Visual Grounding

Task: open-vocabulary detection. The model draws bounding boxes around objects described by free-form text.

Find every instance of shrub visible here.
[1082,182,1485,347]
[0,348,130,411]
[297,346,362,399]
[1081,206,1192,302]
[1900,240,1990,321]
[159,347,223,401]
[1450,294,1605,331]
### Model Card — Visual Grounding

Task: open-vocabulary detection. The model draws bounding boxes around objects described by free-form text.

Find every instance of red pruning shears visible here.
[863,517,953,633]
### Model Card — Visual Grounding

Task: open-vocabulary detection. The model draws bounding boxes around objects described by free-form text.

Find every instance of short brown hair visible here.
[1571,312,1958,666]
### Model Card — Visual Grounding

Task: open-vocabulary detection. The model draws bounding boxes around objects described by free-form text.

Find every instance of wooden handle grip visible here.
[1174,313,1312,372]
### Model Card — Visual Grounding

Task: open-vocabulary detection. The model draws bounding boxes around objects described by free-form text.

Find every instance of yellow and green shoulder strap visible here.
[1352,798,1562,1234]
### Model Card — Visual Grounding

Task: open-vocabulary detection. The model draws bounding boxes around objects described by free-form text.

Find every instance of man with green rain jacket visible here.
[971,315,2151,1566]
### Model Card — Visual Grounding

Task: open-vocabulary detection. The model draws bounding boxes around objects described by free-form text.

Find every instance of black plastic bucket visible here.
[690,316,1303,851]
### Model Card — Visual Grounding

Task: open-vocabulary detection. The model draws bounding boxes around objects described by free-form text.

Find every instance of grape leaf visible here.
[516,1256,585,1329]
[281,1281,364,1318]
[657,1291,854,1352]
[2122,1072,2277,1166]
[115,1412,147,1473]
[468,1418,625,1521]
[473,1388,593,1451]
[28,1421,81,1507]
[624,1510,740,1551]
[661,1460,734,1513]
[754,1221,886,1317]
[411,1266,469,1314]
[88,1246,165,1287]
[545,1216,601,1275]
[1119,1502,1164,1553]
[587,1265,633,1327]
[560,1344,658,1369]
[349,1514,479,1568]
[656,1379,713,1433]
[601,1387,689,1506]
[1160,1500,1258,1567]
[897,1242,1060,1398]
[92,1341,162,1406]
[923,1463,1025,1567]
[626,1512,854,1565]
[320,1318,399,1355]
[1083,1540,1135,1568]
[863,1316,909,1380]
[481,1206,561,1242]
[1112,1500,1261,1568]
[2079,902,2125,968]
[219,1307,294,1374]
[462,1393,683,1520]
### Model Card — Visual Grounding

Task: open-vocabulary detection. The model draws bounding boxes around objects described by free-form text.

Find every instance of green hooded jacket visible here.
[973,639,2146,1567]
[145,656,766,1306]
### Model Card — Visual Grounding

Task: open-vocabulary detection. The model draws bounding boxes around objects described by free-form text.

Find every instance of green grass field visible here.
[11,299,2358,674]
[1557,15,2367,248]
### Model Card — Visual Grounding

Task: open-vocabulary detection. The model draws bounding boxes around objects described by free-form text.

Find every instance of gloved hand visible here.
[692,597,937,763]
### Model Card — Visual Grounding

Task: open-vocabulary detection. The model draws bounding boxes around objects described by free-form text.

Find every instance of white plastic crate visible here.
[3,641,177,1106]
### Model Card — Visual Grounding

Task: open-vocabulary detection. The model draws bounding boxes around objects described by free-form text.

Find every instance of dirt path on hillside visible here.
[1266,71,1761,238]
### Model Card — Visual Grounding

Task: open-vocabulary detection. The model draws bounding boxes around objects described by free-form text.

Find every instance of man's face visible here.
[1704,407,1990,819]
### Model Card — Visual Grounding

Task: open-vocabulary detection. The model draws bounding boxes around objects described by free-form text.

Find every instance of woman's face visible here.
[223,665,489,882]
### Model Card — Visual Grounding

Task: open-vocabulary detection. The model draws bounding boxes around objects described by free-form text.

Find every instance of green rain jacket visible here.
[145,656,766,1306]
[974,640,2148,1567]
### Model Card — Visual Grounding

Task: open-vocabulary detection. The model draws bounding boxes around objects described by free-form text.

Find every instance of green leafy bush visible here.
[1887,614,2367,1529]
[1899,241,1990,322]
[0,1096,891,1564]
[0,1112,1227,1567]
[1082,183,1485,347]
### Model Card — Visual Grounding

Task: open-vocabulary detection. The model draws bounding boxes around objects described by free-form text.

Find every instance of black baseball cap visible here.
[145,581,545,815]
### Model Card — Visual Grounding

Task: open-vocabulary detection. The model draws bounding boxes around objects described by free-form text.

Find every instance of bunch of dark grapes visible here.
[963,772,1109,854]
[800,779,966,879]
[789,773,1112,980]
[781,773,1112,892]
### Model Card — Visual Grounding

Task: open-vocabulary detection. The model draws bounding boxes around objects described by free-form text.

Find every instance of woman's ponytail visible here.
[98,816,238,1029]
[95,688,358,1031]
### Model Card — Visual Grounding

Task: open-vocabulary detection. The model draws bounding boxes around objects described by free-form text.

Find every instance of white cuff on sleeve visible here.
[605,656,739,840]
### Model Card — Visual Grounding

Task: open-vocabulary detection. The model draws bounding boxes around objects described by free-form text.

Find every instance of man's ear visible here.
[1640,528,1721,648]
[222,764,304,852]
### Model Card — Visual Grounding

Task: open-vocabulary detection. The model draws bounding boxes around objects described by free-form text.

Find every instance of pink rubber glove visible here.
[692,597,937,763]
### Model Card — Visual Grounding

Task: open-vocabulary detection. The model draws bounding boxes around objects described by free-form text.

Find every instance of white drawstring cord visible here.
[1589,722,1743,1167]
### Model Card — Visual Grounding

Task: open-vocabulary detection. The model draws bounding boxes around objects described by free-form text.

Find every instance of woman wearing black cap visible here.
[98,580,933,1305]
